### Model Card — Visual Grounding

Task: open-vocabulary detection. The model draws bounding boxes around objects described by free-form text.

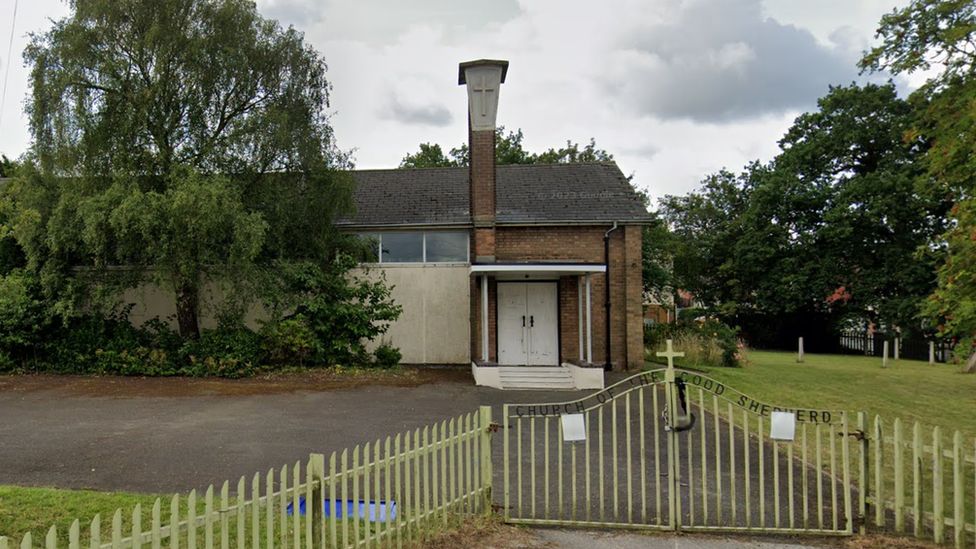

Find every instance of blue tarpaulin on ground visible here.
[286,497,397,522]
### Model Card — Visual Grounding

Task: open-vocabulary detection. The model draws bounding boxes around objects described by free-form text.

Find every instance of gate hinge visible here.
[846,430,866,441]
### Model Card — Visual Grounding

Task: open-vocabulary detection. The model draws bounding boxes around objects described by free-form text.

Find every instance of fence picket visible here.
[112,508,122,549]
[89,514,100,549]
[20,532,31,549]
[188,490,197,549]
[69,519,80,549]
[874,416,884,527]
[45,525,56,549]
[169,495,179,549]
[236,477,245,549]
[220,481,230,549]
[203,484,214,549]
[152,498,161,549]
[913,422,922,538]
[935,426,944,544]
[439,422,447,524]
[328,454,338,549]
[953,431,963,549]
[266,469,274,549]
[291,462,300,549]
[279,466,287,549]
[133,503,143,549]
[250,473,259,549]
[361,441,370,549]
[895,418,905,533]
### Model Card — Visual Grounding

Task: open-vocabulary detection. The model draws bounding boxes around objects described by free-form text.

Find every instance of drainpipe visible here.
[604,221,619,371]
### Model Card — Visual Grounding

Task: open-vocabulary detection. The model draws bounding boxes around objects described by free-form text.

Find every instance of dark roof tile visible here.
[340,163,649,227]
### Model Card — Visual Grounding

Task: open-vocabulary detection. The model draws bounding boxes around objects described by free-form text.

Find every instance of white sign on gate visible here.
[560,413,586,442]
[770,411,797,441]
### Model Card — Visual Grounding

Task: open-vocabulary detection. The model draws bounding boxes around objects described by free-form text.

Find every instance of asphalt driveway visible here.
[0,369,568,493]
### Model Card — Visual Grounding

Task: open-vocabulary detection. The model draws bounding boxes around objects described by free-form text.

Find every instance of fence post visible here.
[882,341,889,368]
[309,453,325,548]
[929,342,935,365]
[894,337,900,361]
[479,406,493,515]
[797,337,804,363]
[858,412,868,535]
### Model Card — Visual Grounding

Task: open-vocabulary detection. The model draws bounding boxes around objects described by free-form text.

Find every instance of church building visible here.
[338,60,650,389]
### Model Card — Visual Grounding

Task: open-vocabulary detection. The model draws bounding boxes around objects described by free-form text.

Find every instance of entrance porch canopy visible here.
[470,263,606,364]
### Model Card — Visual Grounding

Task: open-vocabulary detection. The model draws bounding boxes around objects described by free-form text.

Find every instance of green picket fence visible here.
[858,413,976,548]
[0,407,493,549]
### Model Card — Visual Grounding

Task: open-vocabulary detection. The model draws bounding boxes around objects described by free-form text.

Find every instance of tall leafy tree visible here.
[860,0,976,367]
[399,126,614,168]
[663,84,944,346]
[18,0,352,338]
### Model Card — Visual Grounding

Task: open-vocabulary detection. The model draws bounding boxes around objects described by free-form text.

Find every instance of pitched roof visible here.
[340,162,650,227]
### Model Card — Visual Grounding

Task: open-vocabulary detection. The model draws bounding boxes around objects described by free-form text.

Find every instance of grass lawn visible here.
[647,350,976,439]
[0,486,162,543]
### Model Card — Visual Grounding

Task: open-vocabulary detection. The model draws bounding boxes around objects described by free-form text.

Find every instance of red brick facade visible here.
[471,225,645,370]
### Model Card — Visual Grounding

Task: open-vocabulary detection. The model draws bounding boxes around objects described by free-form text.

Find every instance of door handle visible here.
[530,315,534,328]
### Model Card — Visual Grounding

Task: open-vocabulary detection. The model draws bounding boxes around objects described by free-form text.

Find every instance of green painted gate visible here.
[500,341,854,537]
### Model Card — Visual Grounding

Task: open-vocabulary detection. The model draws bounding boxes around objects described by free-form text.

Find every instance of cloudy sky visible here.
[0,0,924,204]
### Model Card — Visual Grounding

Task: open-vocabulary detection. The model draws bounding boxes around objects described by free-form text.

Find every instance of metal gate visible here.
[500,341,854,537]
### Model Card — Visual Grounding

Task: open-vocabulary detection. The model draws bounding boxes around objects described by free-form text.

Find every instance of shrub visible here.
[372,343,402,368]
[262,315,317,366]
[268,258,402,366]
[0,270,47,359]
[645,317,743,368]
[179,328,265,378]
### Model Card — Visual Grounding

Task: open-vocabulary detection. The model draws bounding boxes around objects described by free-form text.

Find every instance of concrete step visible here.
[498,366,576,390]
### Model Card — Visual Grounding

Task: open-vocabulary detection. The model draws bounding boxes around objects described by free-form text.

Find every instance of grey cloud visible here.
[257,0,520,42]
[608,0,858,122]
[381,94,453,127]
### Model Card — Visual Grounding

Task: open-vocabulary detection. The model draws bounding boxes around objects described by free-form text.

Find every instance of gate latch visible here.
[487,423,505,433]
[846,429,866,441]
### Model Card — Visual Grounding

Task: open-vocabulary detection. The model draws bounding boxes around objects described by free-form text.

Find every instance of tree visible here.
[860,0,976,365]
[0,155,17,178]
[398,143,458,168]
[19,0,352,338]
[662,84,945,348]
[399,126,614,168]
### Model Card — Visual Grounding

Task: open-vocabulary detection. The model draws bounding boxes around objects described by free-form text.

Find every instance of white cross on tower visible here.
[656,339,684,381]
[472,74,494,117]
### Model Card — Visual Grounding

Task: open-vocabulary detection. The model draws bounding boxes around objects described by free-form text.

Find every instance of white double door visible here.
[497,282,559,365]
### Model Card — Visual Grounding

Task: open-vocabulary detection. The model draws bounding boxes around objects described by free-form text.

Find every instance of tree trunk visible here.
[176,282,201,339]
[963,351,976,374]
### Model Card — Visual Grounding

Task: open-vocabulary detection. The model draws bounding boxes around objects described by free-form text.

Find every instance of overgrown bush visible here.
[373,343,402,368]
[262,315,317,366]
[265,257,403,367]
[0,270,47,368]
[645,317,743,368]
[179,328,265,378]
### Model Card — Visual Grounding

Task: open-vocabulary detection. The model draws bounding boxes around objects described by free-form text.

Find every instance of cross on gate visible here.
[656,338,684,381]
[472,74,494,117]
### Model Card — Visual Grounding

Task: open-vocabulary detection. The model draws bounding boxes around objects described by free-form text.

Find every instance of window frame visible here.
[359,230,470,265]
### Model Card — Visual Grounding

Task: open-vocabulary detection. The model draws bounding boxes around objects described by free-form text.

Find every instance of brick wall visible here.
[476,224,645,370]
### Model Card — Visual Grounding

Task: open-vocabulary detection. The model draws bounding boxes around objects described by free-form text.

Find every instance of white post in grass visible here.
[894,337,900,360]
[882,340,889,368]
[797,337,804,363]
[929,341,935,365]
